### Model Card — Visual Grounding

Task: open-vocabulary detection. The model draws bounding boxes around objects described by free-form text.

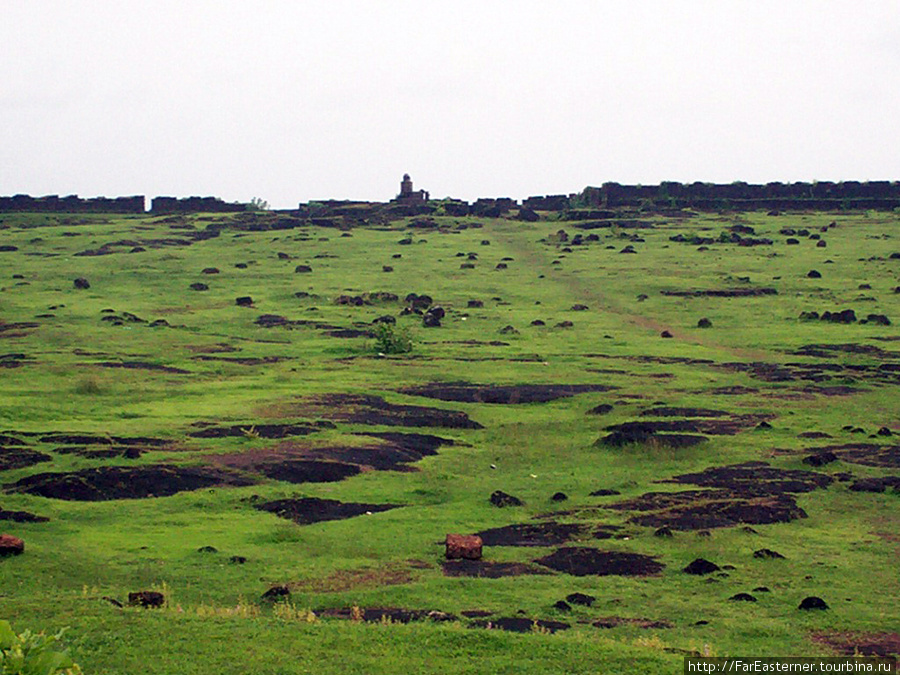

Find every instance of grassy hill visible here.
[1,208,898,674]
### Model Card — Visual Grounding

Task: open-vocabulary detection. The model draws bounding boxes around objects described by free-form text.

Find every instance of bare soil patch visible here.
[93,361,190,374]
[470,617,570,633]
[316,607,456,624]
[639,407,730,417]
[663,462,833,494]
[475,522,621,547]
[660,288,777,298]
[534,547,664,576]
[399,382,616,404]
[262,394,483,429]
[188,422,324,439]
[441,560,551,578]
[0,508,49,523]
[605,462,831,530]
[255,497,399,525]
[0,447,52,471]
[612,490,808,530]
[592,616,673,629]
[5,465,253,500]
[811,632,900,657]
[289,564,423,593]
[802,443,900,468]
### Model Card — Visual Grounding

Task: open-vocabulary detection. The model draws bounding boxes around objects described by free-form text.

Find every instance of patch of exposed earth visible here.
[475,522,622,547]
[254,497,399,525]
[441,560,551,578]
[259,394,483,429]
[811,632,900,657]
[399,383,617,404]
[603,462,832,530]
[534,547,664,576]
[5,465,253,500]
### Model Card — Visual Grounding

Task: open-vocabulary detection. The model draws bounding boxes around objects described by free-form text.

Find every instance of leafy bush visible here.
[0,620,82,674]
[373,323,413,354]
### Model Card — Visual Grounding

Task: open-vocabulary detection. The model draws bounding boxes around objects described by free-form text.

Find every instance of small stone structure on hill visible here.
[394,174,429,203]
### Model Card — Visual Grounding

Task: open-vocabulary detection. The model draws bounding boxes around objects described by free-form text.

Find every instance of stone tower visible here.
[400,173,414,198]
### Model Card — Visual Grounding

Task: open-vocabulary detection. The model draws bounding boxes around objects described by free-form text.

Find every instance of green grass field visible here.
[0,208,898,674]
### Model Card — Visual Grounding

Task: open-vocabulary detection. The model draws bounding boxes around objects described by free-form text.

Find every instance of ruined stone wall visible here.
[150,196,246,214]
[0,194,145,213]
[583,181,900,210]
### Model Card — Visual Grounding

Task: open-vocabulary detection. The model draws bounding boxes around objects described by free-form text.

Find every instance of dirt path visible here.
[493,227,774,362]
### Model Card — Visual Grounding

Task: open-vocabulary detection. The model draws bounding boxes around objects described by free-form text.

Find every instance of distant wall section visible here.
[0,194,145,213]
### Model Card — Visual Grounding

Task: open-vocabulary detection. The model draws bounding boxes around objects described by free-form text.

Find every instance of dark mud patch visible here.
[289,564,424,593]
[189,422,325,439]
[193,355,290,365]
[661,288,778,298]
[0,322,40,338]
[265,394,483,429]
[5,465,253,500]
[605,415,774,438]
[0,447,52,471]
[476,522,621,547]
[316,607,455,624]
[36,433,171,447]
[709,386,760,396]
[663,462,833,494]
[592,616,673,629]
[52,446,145,459]
[255,497,399,525]
[607,488,811,530]
[93,361,190,374]
[254,460,362,484]
[353,431,456,455]
[792,344,900,359]
[534,547,664,576]
[441,560,551,578]
[0,508,49,523]
[802,443,900,468]
[720,360,900,387]
[811,632,900,657]
[214,433,452,477]
[640,407,730,417]
[400,382,615,404]
[471,617,570,633]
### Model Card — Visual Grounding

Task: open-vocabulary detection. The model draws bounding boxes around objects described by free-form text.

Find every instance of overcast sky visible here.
[2,1,899,208]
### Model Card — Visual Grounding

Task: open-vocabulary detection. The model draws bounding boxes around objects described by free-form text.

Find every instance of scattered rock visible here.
[189,283,209,291]
[261,585,291,602]
[73,277,90,289]
[799,596,829,610]
[683,558,720,575]
[807,270,822,279]
[729,593,757,602]
[566,592,595,606]
[445,534,483,561]
[753,549,786,560]
[0,534,25,556]
[550,492,568,502]
[697,318,713,328]
[235,296,253,307]
[490,491,523,507]
[128,591,165,608]
[294,265,312,273]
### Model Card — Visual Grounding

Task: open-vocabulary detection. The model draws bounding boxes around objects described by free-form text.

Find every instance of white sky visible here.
[2,1,899,208]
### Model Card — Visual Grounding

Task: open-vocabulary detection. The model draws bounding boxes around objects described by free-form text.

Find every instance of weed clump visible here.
[373,323,413,354]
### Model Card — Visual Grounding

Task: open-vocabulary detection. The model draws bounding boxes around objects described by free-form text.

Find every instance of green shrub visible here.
[372,323,413,354]
[0,620,82,674]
